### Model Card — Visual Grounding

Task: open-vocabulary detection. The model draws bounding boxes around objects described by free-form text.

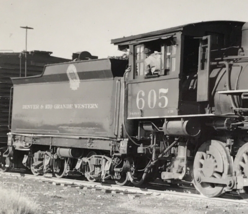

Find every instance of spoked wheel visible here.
[53,158,68,178]
[85,151,98,182]
[193,140,231,197]
[234,143,248,200]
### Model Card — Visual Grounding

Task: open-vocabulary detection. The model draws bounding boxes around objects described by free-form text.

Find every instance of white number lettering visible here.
[148,89,156,109]
[136,90,145,109]
[135,88,169,109]
[158,88,169,108]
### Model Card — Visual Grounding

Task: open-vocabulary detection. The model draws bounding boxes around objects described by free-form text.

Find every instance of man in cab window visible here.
[144,47,162,76]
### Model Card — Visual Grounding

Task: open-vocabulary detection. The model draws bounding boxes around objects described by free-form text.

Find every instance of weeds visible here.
[0,184,38,214]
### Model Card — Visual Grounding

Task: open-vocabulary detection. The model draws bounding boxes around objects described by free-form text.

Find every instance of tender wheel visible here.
[85,151,98,182]
[0,157,11,172]
[193,140,231,197]
[31,165,42,176]
[0,149,13,172]
[53,158,68,178]
[30,157,43,176]
[0,162,10,172]
[234,143,248,200]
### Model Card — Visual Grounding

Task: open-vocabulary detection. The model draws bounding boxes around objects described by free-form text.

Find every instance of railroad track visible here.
[0,170,246,204]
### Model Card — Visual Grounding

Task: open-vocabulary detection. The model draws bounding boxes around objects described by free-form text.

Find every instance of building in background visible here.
[0,50,70,145]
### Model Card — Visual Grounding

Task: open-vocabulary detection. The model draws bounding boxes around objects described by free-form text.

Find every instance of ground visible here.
[0,174,248,214]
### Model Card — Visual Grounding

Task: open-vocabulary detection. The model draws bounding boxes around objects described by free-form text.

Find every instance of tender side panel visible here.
[127,79,179,119]
[11,79,120,138]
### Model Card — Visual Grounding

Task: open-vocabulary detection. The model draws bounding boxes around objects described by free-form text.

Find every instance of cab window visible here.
[135,45,145,76]
[134,38,177,78]
[163,44,177,74]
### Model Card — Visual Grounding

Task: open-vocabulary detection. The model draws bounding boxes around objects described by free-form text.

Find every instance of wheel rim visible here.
[115,172,129,185]
[126,158,145,187]
[0,157,10,172]
[53,158,67,178]
[114,159,130,186]
[0,163,9,172]
[30,161,43,176]
[30,157,43,176]
[30,166,40,176]
[127,170,144,186]
[85,151,97,182]
[193,140,230,197]
[234,143,248,199]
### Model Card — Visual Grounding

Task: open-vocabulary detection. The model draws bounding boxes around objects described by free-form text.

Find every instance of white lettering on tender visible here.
[22,105,40,110]
[74,104,98,109]
[54,104,73,109]
[22,103,99,110]
[45,104,53,109]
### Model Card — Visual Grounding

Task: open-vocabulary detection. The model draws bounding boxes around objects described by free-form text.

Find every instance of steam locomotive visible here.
[2,20,248,199]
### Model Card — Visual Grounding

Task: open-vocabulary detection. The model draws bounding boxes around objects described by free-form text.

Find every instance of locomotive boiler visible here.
[3,20,248,199]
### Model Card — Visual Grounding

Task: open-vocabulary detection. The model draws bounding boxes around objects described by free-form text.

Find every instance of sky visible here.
[1,0,248,59]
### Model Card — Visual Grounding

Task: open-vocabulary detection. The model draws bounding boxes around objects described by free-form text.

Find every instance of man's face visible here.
[144,48,151,55]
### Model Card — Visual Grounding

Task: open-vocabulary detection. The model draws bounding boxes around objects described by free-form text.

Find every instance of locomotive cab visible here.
[111,21,248,198]
[112,21,244,117]
[113,32,182,119]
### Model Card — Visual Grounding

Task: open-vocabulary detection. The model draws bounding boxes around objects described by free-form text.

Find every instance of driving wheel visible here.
[234,143,248,200]
[193,140,231,197]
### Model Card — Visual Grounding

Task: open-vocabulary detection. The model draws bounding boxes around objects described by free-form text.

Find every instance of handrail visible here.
[8,87,13,130]
[219,61,237,109]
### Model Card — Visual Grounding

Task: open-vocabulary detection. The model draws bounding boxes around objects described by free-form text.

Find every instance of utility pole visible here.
[20,26,34,77]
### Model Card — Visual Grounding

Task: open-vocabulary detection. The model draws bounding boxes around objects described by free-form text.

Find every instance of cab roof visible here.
[111,20,245,46]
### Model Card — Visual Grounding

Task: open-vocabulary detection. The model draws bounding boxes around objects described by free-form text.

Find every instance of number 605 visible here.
[136,88,169,110]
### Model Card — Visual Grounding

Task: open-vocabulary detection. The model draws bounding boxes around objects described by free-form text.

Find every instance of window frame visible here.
[130,35,180,80]
[127,32,182,83]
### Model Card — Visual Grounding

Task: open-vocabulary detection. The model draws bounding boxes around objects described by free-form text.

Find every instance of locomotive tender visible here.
[3,20,248,198]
